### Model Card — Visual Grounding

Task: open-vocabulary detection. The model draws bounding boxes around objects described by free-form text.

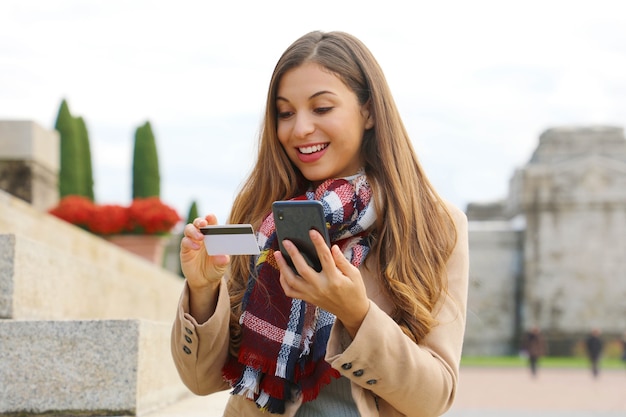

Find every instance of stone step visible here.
[0,319,189,415]
[0,232,183,321]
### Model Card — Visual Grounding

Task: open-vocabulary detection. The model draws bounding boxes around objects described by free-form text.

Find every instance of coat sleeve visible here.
[325,204,469,417]
[170,278,232,395]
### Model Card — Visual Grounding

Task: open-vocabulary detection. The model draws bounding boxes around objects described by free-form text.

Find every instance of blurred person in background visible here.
[522,326,547,378]
[620,331,626,369]
[584,328,604,378]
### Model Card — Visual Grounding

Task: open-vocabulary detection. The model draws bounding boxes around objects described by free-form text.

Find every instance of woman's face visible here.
[276,62,374,183]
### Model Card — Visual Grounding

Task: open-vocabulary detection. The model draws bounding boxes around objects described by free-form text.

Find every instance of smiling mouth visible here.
[298,143,328,154]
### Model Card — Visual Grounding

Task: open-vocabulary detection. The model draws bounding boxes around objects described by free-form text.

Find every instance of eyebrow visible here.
[276,90,336,102]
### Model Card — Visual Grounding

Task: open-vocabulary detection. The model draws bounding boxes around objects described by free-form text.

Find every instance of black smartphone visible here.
[272,200,331,273]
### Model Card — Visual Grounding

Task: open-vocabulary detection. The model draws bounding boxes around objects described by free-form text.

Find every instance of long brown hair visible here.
[226,31,457,354]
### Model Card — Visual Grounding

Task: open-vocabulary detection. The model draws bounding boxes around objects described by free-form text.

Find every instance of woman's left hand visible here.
[274,229,370,338]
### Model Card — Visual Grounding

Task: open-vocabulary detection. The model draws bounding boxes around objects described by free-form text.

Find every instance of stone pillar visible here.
[0,120,59,211]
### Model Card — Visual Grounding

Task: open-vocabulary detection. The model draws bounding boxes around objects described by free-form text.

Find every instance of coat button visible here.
[342,363,353,370]
[183,345,191,354]
[185,327,193,335]
[366,379,377,385]
[184,335,192,343]
[353,369,364,377]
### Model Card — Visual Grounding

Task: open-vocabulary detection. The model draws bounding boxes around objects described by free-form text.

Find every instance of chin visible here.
[298,168,328,183]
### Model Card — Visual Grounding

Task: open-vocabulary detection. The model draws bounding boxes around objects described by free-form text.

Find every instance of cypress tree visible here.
[55,99,83,198]
[186,201,199,225]
[177,200,200,277]
[132,121,160,198]
[75,116,95,200]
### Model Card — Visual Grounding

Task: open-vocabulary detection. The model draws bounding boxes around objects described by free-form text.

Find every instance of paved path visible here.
[146,367,626,416]
[445,367,626,417]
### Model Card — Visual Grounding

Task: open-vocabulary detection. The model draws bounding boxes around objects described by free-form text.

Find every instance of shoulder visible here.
[441,199,468,232]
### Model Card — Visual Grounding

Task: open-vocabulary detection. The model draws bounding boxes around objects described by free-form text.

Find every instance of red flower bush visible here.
[49,195,181,236]
[48,195,95,231]
[89,203,130,235]
[127,197,181,235]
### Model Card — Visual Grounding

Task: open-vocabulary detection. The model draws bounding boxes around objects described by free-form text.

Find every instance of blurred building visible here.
[465,126,626,355]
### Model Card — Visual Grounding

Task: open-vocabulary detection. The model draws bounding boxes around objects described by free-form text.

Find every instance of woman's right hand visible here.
[180,214,230,291]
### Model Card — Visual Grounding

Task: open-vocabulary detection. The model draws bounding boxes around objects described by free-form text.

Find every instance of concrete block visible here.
[0,120,59,173]
[0,319,189,415]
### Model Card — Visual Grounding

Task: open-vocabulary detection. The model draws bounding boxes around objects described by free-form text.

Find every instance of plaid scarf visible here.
[222,173,375,414]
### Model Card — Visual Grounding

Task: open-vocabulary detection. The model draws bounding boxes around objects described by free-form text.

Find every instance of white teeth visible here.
[298,144,328,154]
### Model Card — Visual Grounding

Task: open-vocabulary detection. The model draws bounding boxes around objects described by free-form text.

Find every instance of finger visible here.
[309,229,334,271]
[181,235,201,251]
[274,245,306,280]
[331,244,346,265]
[274,250,303,297]
[273,248,290,272]
[192,214,213,228]
[208,254,230,272]
[184,223,204,241]
[187,214,219,245]
[204,213,219,225]
[279,270,298,298]
[331,244,359,278]
[192,217,207,228]
[281,239,313,278]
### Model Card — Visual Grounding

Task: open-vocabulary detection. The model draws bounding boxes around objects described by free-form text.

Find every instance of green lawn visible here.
[460,356,626,369]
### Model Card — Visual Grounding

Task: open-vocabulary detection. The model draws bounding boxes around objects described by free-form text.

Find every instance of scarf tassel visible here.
[229,365,262,399]
[300,366,341,403]
[259,373,290,400]
[238,346,280,376]
[257,391,286,414]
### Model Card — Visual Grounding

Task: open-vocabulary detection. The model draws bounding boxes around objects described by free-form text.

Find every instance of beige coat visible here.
[171,203,469,417]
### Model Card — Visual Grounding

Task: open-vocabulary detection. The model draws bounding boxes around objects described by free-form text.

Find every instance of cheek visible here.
[276,122,290,146]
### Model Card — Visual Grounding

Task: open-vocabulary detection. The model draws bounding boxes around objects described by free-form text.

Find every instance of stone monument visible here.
[466,126,626,355]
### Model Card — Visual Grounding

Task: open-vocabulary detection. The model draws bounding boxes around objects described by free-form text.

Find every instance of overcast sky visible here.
[2,0,626,223]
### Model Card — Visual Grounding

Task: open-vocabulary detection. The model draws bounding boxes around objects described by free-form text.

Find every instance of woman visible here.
[172,30,469,417]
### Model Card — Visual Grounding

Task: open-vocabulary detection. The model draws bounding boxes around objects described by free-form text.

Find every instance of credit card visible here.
[200,224,260,255]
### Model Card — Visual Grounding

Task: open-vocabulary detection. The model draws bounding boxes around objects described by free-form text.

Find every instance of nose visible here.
[292,113,315,139]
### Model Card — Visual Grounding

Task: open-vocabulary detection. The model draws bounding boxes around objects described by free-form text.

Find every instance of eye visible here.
[314,107,333,115]
[277,111,293,120]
